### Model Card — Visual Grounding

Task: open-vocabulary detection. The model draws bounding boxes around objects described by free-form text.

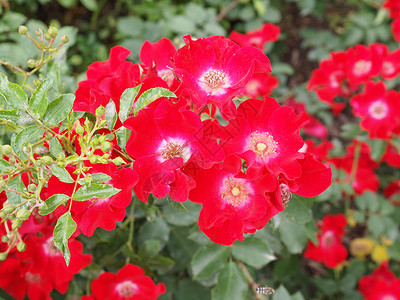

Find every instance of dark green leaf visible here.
[369,138,387,161]
[272,285,291,300]
[137,217,170,248]
[176,279,210,300]
[163,201,201,226]
[0,73,28,110]
[29,78,53,118]
[52,165,74,183]
[73,183,121,201]
[39,194,69,215]
[278,218,308,254]
[53,212,77,266]
[42,93,75,126]
[138,239,161,259]
[119,85,141,123]
[133,87,176,117]
[13,125,43,156]
[191,244,230,280]
[283,195,313,224]
[232,237,276,268]
[49,137,65,158]
[105,99,117,130]
[0,109,20,123]
[211,262,247,300]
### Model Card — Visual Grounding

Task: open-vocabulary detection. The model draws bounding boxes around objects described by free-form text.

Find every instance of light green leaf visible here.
[49,138,65,158]
[52,165,74,183]
[53,212,77,266]
[42,93,75,126]
[80,0,97,11]
[279,218,309,254]
[232,237,276,268]
[13,125,43,156]
[29,78,53,118]
[6,175,26,206]
[105,99,117,130]
[191,244,230,280]
[39,194,69,215]
[283,195,313,224]
[0,73,28,110]
[0,158,12,172]
[115,126,131,150]
[211,262,247,300]
[0,109,20,124]
[73,183,121,201]
[118,85,141,123]
[91,173,112,183]
[134,87,176,117]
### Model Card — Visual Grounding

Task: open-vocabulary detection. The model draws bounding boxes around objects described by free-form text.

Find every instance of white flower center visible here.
[247,131,278,160]
[116,281,137,298]
[221,177,252,207]
[43,237,61,256]
[368,100,388,120]
[198,68,230,95]
[157,137,191,163]
[353,59,372,76]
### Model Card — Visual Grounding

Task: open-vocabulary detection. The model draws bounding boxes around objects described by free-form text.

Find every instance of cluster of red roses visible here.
[384,0,400,42]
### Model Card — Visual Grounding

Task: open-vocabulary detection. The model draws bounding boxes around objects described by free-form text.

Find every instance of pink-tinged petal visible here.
[227,46,271,79]
[140,38,176,69]
[172,69,208,106]
[117,264,146,280]
[168,169,196,202]
[294,153,332,197]
[207,35,240,69]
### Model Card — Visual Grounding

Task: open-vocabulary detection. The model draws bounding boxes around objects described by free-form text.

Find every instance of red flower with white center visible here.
[350,81,400,139]
[358,262,400,300]
[73,46,141,115]
[0,258,53,300]
[371,43,400,80]
[304,214,348,269]
[84,263,166,300]
[228,23,280,51]
[345,45,382,87]
[330,141,380,195]
[188,155,280,245]
[46,163,138,236]
[124,98,224,202]
[140,38,180,89]
[244,73,279,98]
[17,230,92,294]
[173,35,271,120]
[220,97,309,180]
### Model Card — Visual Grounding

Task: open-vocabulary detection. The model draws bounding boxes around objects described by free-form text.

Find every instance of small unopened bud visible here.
[1,236,9,243]
[27,184,36,192]
[40,156,53,166]
[27,59,36,69]
[84,174,92,184]
[84,118,92,129]
[18,25,28,35]
[113,157,125,166]
[95,105,105,117]
[8,157,16,165]
[17,241,26,252]
[45,132,53,140]
[91,138,99,147]
[48,26,58,38]
[12,218,23,230]
[3,203,15,214]
[35,28,43,37]
[75,122,84,135]
[16,208,30,221]
[101,142,112,153]
[0,252,8,261]
[99,120,107,128]
[33,79,41,86]
[0,211,6,219]
[98,135,106,144]
[44,33,51,41]
[2,145,12,156]
[60,35,69,44]
[57,161,66,168]
[89,156,98,164]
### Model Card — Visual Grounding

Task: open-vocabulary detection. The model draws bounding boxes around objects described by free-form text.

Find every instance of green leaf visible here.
[119,85,141,123]
[176,279,210,300]
[163,201,201,226]
[6,175,25,206]
[0,73,28,110]
[191,244,230,280]
[29,78,53,118]
[369,138,387,161]
[115,126,131,150]
[283,195,313,224]
[117,17,143,37]
[39,194,69,215]
[73,183,121,201]
[42,93,75,126]
[138,239,162,259]
[272,285,291,300]
[211,262,247,300]
[278,218,308,254]
[52,165,74,183]
[105,99,117,130]
[91,173,112,183]
[232,237,276,268]
[0,109,20,123]
[13,125,43,156]
[53,212,77,266]
[57,0,77,8]
[168,227,199,269]
[0,158,12,172]
[168,16,196,33]
[80,0,97,11]
[133,87,176,117]
[137,217,170,248]
[49,138,65,158]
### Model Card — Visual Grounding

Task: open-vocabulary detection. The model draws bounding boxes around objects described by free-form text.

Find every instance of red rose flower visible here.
[85,264,166,300]
[393,18,400,41]
[228,23,280,50]
[384,0,400,18]
[382,142,400,168]
[244,73,279,98]
[173,35,271,120]
[304,214,348,269]
[384,180,400,206]
[371,43,400,79]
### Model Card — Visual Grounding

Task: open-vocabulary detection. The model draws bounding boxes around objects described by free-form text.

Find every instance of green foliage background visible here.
[1,0,400,299]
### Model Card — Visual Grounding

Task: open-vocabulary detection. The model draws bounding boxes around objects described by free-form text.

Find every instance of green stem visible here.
[127,198,136,248]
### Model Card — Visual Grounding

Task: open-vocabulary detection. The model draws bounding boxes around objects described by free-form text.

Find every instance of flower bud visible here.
[40,156,53,166]
[44,33,51,41]
[3,203,15,214]
[84,174,92,184]
[18,25,28,35]
[101,142,112,153]
[95,105,105,117]
[47,26,58,38]
[75,122,85,135]
[0,211,6,219]
[113,157,125,166]
[27,184,36,192]
[60,35,69,44]
[91,138,99,147]
[84,118,92,131]
[35,28,43,37]
[1,235,9,243]
[57,161,67,168]
[17,241,26,252]
[8,157,16,165]
[12,218,23,230]
[89,156,99,164]
[45,132,53,140]
[0,252,8,261]
[16,208,30,221]
[27,59,36,69]
[98,135,106,143]
[33,79,41,86]
[2,145,12,156]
